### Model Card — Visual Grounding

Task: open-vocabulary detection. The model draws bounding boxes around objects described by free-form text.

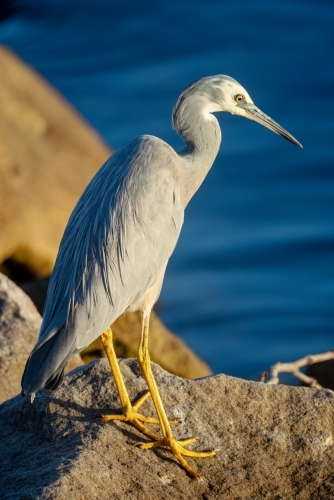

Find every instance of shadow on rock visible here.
[2,358,334,499]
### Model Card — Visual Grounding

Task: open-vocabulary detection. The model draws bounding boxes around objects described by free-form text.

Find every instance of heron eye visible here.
[234,94,245,104]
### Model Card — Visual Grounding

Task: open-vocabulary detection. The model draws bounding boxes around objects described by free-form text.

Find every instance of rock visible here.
[0,273,83,403]
[1,358,334,499]
[0,45,111,280]
[21,276,213,380]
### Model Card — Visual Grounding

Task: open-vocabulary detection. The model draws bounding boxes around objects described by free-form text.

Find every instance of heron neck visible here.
[175,108,221,206]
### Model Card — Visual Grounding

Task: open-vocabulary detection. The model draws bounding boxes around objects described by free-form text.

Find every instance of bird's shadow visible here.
[47,394,179,467]
[53,390,177,454]
[2,357,196,497]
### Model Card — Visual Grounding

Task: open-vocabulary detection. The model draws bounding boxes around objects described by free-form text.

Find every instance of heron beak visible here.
[239,103,302,148]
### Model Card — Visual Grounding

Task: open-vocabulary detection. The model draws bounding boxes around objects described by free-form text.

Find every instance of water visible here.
[1,0,334,379]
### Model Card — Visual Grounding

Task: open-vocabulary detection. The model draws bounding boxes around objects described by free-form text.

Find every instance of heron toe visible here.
[98,390,161,440]
[137,434,217,479]
[98,390,179,441]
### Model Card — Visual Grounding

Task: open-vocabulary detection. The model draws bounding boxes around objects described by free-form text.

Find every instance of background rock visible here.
[109,308,212,379]
[0,272,211,404]
[0,273,82,403]
[20,276,212,381]
[1,358,334,499]
[0,46,212,381]
[0,45,110,280]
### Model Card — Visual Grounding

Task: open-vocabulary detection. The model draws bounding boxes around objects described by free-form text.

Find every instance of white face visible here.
[201,76,254,119]
[219,78,254,114]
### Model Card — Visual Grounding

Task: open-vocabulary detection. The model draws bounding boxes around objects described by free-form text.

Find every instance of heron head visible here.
[192,75,302,147]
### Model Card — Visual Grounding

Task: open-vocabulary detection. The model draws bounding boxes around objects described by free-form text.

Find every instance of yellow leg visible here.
[99,327,161,441]
[136,311,217,479]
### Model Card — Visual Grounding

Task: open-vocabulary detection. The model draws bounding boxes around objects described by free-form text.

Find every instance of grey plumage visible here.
[21,75,301,398]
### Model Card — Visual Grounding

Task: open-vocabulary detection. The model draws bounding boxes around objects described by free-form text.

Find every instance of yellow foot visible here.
[98,391,179,441]
[137,435,218,479]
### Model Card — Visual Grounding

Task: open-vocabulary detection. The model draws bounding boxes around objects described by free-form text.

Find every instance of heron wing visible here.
[29,135,183,368]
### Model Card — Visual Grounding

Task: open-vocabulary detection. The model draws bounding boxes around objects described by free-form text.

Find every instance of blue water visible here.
[1,0,334,379]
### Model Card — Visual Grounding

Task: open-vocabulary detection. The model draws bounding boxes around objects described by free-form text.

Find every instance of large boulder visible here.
[0,46,212,381]
[1,358,334,499]
[0,273,82,403]
[0,45,110,279]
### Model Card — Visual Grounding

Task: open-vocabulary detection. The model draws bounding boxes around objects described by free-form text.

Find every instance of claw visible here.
[98,391,179,441]
[98,391,161,440]
[137,436,217,479]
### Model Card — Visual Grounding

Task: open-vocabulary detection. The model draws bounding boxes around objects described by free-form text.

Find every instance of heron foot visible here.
[98,391,179,441]
[137,435,218,479]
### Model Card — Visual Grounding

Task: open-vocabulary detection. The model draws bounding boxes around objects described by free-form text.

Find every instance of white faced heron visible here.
[21,75,301,478]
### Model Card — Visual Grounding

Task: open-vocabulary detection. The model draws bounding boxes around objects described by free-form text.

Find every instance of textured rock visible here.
[0,273,82,403]
[21,276,213,379]
[0,45,110,279]
[1,358,334,499]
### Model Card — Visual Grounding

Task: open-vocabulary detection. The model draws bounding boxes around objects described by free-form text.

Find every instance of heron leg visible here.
[98,327,161,441]
[136,311,217,479]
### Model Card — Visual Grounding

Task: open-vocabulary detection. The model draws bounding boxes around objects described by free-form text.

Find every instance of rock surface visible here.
[0,273,82,403]
[1,358,334,499]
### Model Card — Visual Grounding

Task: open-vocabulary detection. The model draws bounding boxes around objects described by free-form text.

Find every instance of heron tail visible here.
[21,328,73,397]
